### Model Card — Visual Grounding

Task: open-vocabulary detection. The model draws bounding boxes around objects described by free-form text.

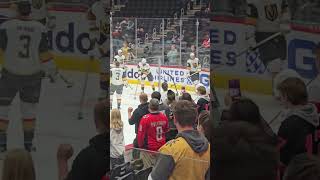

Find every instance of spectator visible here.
[110,109,125,169]
[223,97,277,139]
[293,0,320,22]
[57,100,109,180]
[195,84,210,114]
[197,110,211,141]
[277,77,319,166]
[2,148,35,180]
[137,98,169,167]
[165,90,176,106]
[151,91,170,119]
[121,41,129,60]
[212,121,278,180]
[137,98,169,151]
[283,153,320,180]
[190,45,197,56]
[308,42,320,111]
[201,34,210,48]
[167,44,179,65]
[128,93,149,159]
[149,100,210,180]
[179,92,193,102]
[161,81,168,104]
[165,91,179,142]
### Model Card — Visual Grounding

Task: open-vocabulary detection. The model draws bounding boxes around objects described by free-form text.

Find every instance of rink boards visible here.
[0,7,319,94]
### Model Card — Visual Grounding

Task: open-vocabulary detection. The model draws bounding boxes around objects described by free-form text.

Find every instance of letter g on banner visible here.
[288,39,317,79]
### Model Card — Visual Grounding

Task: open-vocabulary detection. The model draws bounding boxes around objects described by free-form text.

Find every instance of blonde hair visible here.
[2,149,36,180]
[110,109,123,129]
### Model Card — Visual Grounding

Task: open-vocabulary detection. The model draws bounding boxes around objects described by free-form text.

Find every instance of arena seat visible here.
[134,167,153,180]
[116,172,135,180]
[110,162,132,179]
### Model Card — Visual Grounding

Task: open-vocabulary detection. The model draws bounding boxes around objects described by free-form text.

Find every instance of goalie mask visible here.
[190,53,195,59]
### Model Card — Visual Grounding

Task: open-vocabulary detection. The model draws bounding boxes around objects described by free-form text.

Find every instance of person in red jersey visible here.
[137,98,169,152]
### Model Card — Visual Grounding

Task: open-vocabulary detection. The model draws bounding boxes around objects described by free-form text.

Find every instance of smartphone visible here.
[228,79,241,101]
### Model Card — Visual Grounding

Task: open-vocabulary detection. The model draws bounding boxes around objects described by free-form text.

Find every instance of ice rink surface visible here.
[0,69,284,179]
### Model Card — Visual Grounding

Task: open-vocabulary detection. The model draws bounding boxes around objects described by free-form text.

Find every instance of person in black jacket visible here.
[128,93,149,159]
[57,100,109,180]
[277,77,319,166]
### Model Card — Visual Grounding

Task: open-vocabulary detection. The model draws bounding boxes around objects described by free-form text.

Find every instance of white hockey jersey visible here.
[187,58,201,72]
[138,63,151,75]
[111,67,126,86]
[114,55,125,63]
[247,0,289,32]
[0,19,47,75]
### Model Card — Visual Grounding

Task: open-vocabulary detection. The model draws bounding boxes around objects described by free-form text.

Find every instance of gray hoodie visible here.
[285,103,319,127]
[110,128,125,158]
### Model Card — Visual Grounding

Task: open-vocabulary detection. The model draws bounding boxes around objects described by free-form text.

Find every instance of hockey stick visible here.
[163,71,179,95]
[268,78,316,126]
[133,78,140,100]
[234,32,282,59]
[59,73,74,88]
[77,56,92,120]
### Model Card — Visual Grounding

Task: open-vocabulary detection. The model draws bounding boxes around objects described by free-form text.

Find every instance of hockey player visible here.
[246,0,291,92]
[87,0,110,101]
[114,49,126,65]
[0,0,58,154]
[186,53,201,87]
[110,61,127,109]
[138,58,155,93]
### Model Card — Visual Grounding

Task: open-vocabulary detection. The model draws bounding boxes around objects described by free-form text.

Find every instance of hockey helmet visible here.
[141,58,147,64]
[190,53,195,58]
[118,49,123,55]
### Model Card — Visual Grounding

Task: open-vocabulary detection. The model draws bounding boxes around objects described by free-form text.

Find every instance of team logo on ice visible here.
[264,4,278,21]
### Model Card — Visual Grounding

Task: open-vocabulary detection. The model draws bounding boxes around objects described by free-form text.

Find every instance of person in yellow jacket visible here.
[148,100,210,180]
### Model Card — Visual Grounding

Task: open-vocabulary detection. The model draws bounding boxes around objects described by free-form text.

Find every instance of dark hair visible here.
[172,100,197,127]
[229,98,261,124]
[212,121,278,180]
[198,110,211,140]
[167,90,176,103]
[197,86,207,95]
[284,153,320,180]
[151,91,161,101]
[277,77,308,105]
[17,1,31,16]
[179,93,193,102]
[162,82,168,91]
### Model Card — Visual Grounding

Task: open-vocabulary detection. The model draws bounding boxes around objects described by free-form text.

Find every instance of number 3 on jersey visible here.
[19,35,31,58]
[156,126,163,141]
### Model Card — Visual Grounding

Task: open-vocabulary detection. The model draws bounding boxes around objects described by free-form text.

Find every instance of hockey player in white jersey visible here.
[138,58,155,92]
[0,0,57,154]
[246,0,290,92]
[87,0,110,101]
[110,61,127,109]
[114,49,126,65]
[186,53,201,86]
